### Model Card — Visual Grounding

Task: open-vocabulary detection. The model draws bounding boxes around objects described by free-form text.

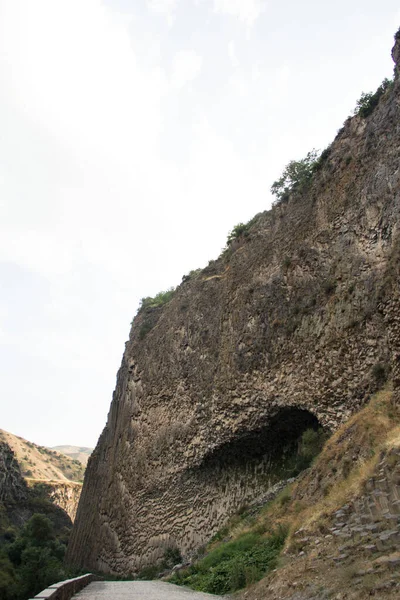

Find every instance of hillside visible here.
[51,445,92,466]
[0,439,77,599]
[167,388,400,598]
[67,27,400,589]
[0,430,85,482]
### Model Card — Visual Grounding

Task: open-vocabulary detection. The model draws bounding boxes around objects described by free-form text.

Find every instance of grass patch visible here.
[169,527,287,595]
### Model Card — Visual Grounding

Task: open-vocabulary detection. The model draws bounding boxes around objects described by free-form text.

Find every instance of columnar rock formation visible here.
[67,32,400,575]
[0,440,28,506]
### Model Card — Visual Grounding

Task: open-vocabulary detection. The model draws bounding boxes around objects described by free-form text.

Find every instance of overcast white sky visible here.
[0,0,399,448]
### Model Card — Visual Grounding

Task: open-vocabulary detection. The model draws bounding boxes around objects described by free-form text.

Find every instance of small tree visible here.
[23,514,54,546]
[271,149,318,203]
[226,223,248,246]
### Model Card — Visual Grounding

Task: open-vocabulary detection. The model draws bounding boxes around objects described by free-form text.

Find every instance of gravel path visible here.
[73,580,226,599]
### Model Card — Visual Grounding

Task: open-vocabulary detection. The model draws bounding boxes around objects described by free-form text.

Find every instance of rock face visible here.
[0,440,28,506]
[29,481,82,522]
[47,482,82,522]
[67,34,400,575]
[0,440,74,533]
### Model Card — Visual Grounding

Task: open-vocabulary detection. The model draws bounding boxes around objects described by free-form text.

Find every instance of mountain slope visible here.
[51,445,92,466]
[168,388,400,598]
[0,430,85,482]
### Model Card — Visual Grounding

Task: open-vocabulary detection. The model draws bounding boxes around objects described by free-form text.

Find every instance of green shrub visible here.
[299,429,326,461]
[163,546,182,568]
[138,322,153,340]
[140,288,176,311]
[223,214,262,253]
[226,223,249,246]
[182,269,201,283]
[169,527,287,595]
[312,145,332,172]
[277,487,292,507]
[136,564,160,580]
[132,287,177,337]
[271,149,319,203]
[0,552,17,600]
[372,362,388,385]
[136,546,182,580]
[278,428,327,478]
[23,514,54,545]
[354,78,393,118]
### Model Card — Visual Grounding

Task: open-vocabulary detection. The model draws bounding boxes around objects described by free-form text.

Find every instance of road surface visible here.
[73,580,226,599]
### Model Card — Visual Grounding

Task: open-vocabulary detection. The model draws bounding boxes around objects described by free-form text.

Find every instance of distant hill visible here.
[52,445,92,466]
[0,429,85,482]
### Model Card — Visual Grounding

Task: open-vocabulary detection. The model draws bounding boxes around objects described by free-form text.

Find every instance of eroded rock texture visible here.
[67,35,400,575]
[29,481,82,522]
[0,440,73,533]
[0,440,28,506]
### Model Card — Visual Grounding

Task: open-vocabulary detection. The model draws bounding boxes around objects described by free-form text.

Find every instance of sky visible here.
[0,0,399,449]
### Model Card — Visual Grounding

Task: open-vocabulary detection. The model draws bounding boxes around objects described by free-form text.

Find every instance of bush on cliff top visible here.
[132,287,177,333]
[139,288,176,311]
[354,78,393,118]
[270,149,319,203]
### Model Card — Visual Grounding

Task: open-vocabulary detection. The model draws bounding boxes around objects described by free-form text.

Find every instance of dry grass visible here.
[235,389,400,599]
[285,389,399,535]
[0,428,85,482]
[224,389,399,553]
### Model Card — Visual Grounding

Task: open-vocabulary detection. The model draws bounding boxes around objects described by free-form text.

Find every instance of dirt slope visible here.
[0,429,85,482]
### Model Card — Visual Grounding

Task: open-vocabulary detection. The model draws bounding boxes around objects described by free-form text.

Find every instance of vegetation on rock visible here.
[354,78,393,118]
[170,527,287,595]
[270,149,319,203]
[139,288,176,311]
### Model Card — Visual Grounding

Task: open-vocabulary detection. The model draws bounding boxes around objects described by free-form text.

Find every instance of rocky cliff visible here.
[28,480,82,522]
[0,429,83,525]
[67,32,400,576]
[0,440,28,508]
[0,440,73,534]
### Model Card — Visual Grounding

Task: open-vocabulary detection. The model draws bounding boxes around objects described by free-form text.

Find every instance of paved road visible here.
[73,581,225,599]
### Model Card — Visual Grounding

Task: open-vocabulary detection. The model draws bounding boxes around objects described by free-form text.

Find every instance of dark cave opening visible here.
[199,407,325,479]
